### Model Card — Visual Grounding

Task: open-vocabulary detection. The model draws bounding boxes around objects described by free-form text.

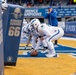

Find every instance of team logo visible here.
[12,8,23,19]
[7,56,13,62]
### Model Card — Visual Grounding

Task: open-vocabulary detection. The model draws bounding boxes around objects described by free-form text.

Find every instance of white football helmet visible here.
[30,19,40,29]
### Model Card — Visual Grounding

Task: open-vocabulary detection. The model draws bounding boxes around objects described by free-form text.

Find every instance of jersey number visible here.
[8,26,20,36]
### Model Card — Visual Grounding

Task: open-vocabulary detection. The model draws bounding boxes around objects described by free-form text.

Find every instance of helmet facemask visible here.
[30,19,40,29]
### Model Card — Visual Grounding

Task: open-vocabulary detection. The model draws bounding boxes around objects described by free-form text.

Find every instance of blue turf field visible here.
[18,44,76,58]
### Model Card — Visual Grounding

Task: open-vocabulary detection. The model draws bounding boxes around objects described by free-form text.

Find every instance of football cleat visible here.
[46,53,58,58]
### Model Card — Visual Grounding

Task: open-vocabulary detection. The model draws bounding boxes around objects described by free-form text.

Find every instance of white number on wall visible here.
[8,26,20,36]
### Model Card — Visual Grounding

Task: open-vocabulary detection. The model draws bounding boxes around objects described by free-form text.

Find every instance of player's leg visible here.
[41,39,49,53]
[54,40,58,47]
[42,39,47,48]
[45,28,64,57]
[45,38,56,57]
[51,28,64,41]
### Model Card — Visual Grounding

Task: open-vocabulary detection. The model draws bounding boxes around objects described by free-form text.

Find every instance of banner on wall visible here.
[64,22,76,37]
[24,6,76,17]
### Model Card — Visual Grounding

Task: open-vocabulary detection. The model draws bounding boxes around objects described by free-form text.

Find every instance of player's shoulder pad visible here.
[41,25,44,28]
[38,24,45,31]
[41,23,47,28]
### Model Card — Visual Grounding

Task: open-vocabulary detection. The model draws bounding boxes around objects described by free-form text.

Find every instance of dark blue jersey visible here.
[45,10,58,26]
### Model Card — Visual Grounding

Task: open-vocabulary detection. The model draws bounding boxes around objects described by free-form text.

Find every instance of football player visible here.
[21,21,48,54]
[30,18,64,57]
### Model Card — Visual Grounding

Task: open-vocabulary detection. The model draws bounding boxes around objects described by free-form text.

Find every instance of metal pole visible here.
[0,0,4,75]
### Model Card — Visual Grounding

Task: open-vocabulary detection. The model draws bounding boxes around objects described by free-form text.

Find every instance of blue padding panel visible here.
[3,4,25,66]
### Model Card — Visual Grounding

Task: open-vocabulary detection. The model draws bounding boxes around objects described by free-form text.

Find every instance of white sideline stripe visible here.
[67,53,76,58]
[59,53,76,58]
[69,55,76,58]
[60,37,76,41]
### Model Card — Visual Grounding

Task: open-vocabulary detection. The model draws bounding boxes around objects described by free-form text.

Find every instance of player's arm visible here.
[51,11,57,18]
[26,35,32,47]
[44,13,49,19]
[31,35,37,49]
[34,38,41,50]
